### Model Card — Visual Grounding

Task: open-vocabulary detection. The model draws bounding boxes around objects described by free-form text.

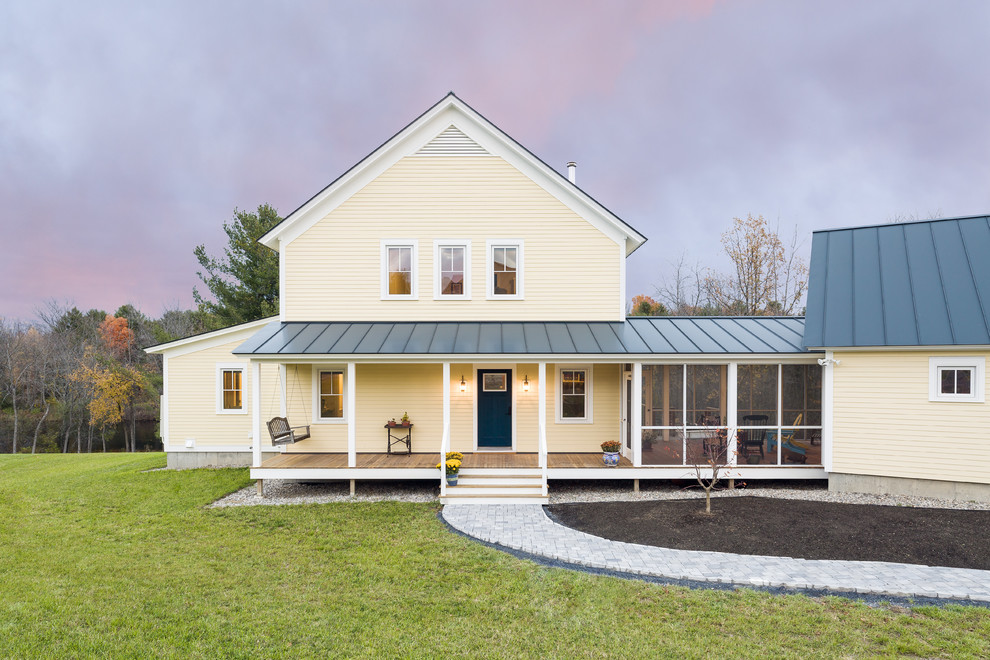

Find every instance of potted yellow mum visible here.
[437,452,463,485]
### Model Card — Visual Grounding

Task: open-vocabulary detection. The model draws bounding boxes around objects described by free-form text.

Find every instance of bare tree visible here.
[685,426,737,515]
[654,253,713,315]
[0,319,34,453]
[704,214,808,315]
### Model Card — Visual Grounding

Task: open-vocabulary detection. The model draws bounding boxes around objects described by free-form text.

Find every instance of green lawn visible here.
[1,455,988,659]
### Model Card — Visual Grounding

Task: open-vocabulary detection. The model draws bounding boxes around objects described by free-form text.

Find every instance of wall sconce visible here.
[522,375,530,392]
[460,375,467,392]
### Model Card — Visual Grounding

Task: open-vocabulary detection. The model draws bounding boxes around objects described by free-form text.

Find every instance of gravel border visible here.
[209,478,990,510]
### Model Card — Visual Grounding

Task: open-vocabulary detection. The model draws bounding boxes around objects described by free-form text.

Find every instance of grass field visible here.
[1,453,988,658]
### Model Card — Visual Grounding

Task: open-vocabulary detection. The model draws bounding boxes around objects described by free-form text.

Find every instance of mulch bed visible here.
[547,497,990,570]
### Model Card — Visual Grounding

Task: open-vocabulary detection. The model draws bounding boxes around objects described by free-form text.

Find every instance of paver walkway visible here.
[442,504,990,602]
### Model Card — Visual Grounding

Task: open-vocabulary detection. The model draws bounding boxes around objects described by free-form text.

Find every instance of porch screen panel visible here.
[641,365,683,465]
[782,364,822,431]
[685,365,725,426]
[736,365,778,425]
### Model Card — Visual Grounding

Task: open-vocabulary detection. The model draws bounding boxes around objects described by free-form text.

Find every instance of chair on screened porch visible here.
[739,414,767,460]
[766,414,807,463]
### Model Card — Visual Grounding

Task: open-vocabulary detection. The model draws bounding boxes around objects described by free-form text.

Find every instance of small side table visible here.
[385,424,412,454]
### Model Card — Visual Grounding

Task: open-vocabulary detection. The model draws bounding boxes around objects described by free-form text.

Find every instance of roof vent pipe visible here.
[566,161,577,184]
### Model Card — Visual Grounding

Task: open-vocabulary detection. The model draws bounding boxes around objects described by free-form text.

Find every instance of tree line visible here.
[629,214,808,317]
[0,204,282,454]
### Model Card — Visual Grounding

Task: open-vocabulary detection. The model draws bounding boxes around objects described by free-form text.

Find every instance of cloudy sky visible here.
[2,0,988,321]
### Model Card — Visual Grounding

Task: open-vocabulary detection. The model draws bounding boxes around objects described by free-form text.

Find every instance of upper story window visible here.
[381,240,418,299]
[929,356,985,402]
[216,363,246,415]
[487,239,523,299]
[434,240,471,299]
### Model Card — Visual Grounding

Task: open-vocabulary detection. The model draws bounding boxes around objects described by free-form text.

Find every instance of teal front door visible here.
[477,369,512,448]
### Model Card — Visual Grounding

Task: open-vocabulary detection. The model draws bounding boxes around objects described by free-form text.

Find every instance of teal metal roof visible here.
[233,317,811,356]
[804,215,990,348]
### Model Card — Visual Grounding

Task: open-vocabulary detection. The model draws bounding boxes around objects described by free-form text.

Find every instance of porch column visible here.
[632,362,642,467]
[726,362,738,466]
[822,351,835,472]
[251,361,261,468]
[347,362,356,467]
[441,362,450,497]
[538,362,547,470]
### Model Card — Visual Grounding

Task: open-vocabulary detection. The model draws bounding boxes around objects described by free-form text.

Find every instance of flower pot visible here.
[602,451,620,467]
[446,474,459,486]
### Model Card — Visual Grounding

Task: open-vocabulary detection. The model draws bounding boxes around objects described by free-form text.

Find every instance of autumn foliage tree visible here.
[704,214,808,315]
[627,295,668,316]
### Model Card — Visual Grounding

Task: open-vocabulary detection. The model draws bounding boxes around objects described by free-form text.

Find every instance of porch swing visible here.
[267,365,311,445]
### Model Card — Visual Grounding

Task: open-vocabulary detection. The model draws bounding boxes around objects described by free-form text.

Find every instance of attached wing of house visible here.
[804,214,990,502]
[147,94,826,504]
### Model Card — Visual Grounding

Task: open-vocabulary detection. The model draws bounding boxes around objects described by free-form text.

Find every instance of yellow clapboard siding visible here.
[831,350,990,484]
[545,363,621,452]
[283,155,622,321]
[167,339,279,448]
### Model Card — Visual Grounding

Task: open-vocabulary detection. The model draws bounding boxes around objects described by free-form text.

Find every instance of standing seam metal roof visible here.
[233,317,811,356]
[804,215,990,347]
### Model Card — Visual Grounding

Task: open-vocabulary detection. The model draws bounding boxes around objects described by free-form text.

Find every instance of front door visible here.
[477,369,512,448]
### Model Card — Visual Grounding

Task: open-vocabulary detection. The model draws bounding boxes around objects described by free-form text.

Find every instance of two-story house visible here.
[147,94,826,503]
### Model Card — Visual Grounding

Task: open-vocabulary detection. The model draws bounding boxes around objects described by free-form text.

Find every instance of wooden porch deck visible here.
[261,452,634,469]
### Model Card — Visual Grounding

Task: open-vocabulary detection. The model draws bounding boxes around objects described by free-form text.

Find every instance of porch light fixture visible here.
[522,375,530,392]
[460,375,467,392]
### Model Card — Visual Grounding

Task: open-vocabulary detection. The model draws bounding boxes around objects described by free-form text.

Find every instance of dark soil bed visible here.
[547,497,990,570]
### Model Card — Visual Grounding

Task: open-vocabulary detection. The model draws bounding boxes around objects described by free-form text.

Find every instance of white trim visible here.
[822,350,834,472]
[144,317,276,356]
[619,240,627,319]
[632,363,643,467]
[929,356,985,402]
[278,238,286,322]
[555,364,594,424]
[726,362,738,466]
[245,353,824,365]
[259,96,646,254]
[251,361,261,468]
[215,362,248,415]
[380,240,419,300]
[485,239,524,300]
[160,356,169,451]
[311,366,348,424]
[433,239,472,300]
[538,362,547,470]
[473,364,516,451]
[347,363,356,467]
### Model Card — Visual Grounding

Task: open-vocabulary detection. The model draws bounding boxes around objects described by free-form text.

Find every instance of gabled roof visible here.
[233,317,811,357]
[804,215,990,348]
[144,317,277,356]
[258,92,647,255]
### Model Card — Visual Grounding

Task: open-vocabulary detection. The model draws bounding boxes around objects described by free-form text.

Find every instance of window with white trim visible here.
[557,365,592,423]
[216,363,246,414]
[381,240,418,299]
[318,370,345,420]
[434,240,470,299]
[486,240,523,299]
[929,356,985,402]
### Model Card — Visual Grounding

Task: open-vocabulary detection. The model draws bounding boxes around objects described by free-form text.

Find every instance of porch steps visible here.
[440,469,548,505]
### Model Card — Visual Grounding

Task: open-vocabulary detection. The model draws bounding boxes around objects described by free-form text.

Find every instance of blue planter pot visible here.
[446,475,459,486]
[602,452,620,467]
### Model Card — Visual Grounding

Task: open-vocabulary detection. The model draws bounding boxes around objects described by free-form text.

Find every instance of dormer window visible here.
[434,240,471,299]
[381,240,418,299]
[486,239,523,299]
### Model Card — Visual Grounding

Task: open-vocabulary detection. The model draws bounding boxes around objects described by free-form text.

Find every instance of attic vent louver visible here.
[416,125,489,155]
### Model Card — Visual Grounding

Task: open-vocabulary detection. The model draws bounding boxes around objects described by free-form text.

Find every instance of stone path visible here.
[442,504,990,602]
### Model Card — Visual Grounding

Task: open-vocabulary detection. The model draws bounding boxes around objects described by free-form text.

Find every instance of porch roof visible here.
[232,318,811,357]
